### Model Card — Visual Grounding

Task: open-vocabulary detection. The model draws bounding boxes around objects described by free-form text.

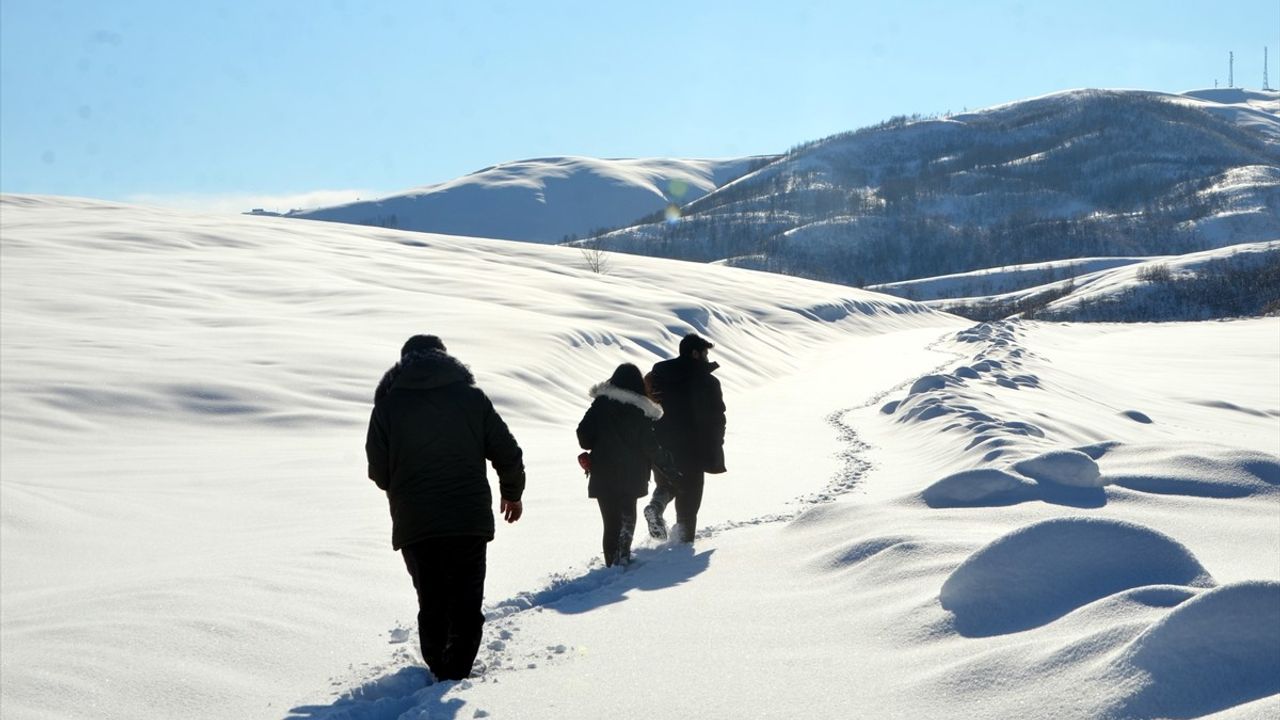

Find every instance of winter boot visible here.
[644,504,667,541]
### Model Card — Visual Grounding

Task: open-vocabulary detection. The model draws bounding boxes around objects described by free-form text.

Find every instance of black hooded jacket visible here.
[366,350,525,549]
[576,381,665,499]
[648,355,727,473]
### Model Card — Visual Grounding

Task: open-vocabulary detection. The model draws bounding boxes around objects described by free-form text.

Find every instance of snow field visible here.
[0,195,956,720]
[2,196,1276,719]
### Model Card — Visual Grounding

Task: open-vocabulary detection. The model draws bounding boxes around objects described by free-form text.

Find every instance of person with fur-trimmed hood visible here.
[576,363,671,567]
[366,334,525,682]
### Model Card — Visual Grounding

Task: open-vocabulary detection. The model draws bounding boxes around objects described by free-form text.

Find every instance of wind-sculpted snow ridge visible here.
[0,194,942,441]
[860,318,1280,717]
[880,320,1280,510]
[882,321,1048,468]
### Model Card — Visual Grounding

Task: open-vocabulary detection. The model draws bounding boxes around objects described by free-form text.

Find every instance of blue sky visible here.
[2,0,1277,211]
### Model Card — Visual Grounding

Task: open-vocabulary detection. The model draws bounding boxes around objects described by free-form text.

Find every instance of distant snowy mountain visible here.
[588,89,1280,298]
[284,156,772,243]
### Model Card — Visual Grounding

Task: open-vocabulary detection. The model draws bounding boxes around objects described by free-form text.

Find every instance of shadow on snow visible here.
[490,543,715,617]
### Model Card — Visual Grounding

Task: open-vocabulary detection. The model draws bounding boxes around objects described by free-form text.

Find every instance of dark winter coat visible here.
[366,350,525,549]
[576,382,664,499]
[648,356,727,474]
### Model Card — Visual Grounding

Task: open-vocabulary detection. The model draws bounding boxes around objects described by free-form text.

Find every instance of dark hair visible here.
[401,334,446,357]
[608,363,646,395]
[678,333,714,357]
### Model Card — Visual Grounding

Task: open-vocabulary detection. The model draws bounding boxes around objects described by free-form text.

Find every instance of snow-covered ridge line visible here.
[285,155,774,244]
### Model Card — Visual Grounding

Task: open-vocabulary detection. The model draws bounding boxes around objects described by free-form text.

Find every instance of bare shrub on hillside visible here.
[1137,263,1173,283]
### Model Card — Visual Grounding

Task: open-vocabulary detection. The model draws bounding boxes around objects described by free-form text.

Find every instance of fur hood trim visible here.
[589,382,663,420]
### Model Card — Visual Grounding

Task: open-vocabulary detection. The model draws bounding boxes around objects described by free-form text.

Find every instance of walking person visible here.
[576,363,669,567]
[365,334,526,681]
[644,333,727,543]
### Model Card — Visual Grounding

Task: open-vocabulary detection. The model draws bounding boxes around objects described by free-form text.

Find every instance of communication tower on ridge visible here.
[1228,51,1234,88]
[1265,47,1273,91]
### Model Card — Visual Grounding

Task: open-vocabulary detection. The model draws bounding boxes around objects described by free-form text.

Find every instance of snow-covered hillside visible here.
[2,195,1276,720]
[0,194,947,720]
[285,156,770,243]
[589,89,1280,294]
[918,240,1280,322]
[869,255,1157,301]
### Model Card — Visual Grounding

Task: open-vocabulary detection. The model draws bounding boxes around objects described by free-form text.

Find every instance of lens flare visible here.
[667,179,689,199]
[663,204,681,223]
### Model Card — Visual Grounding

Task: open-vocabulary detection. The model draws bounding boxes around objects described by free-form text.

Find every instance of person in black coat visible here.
[365,334,525,681]
[644,333,727,543]
[576,363,666,567]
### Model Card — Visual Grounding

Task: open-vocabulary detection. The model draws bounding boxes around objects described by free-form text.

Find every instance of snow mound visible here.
[813,535,922,571]
[1012,449,1104,487]
[907,374,952,395]
[1112,581,1280,719]
[921,468,1034,507]
[940,517,1214,637]
[1096,442,1280,498]
[921,461,1109,509]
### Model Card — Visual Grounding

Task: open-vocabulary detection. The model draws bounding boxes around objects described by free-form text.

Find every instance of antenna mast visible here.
[1266,47,1273,91]
[1229,51,1234,88]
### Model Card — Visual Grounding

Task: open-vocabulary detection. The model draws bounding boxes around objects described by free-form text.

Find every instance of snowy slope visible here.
[868,255,1158,301]
[287,156,769,243]
[926,241,1280,321]
[1178,88,1280,143]
[0,194,951,720]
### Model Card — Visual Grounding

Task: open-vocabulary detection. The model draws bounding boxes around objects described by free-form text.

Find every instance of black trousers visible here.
[596,495,638,566]
[400,535,488,681]
[649,466,705,543]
